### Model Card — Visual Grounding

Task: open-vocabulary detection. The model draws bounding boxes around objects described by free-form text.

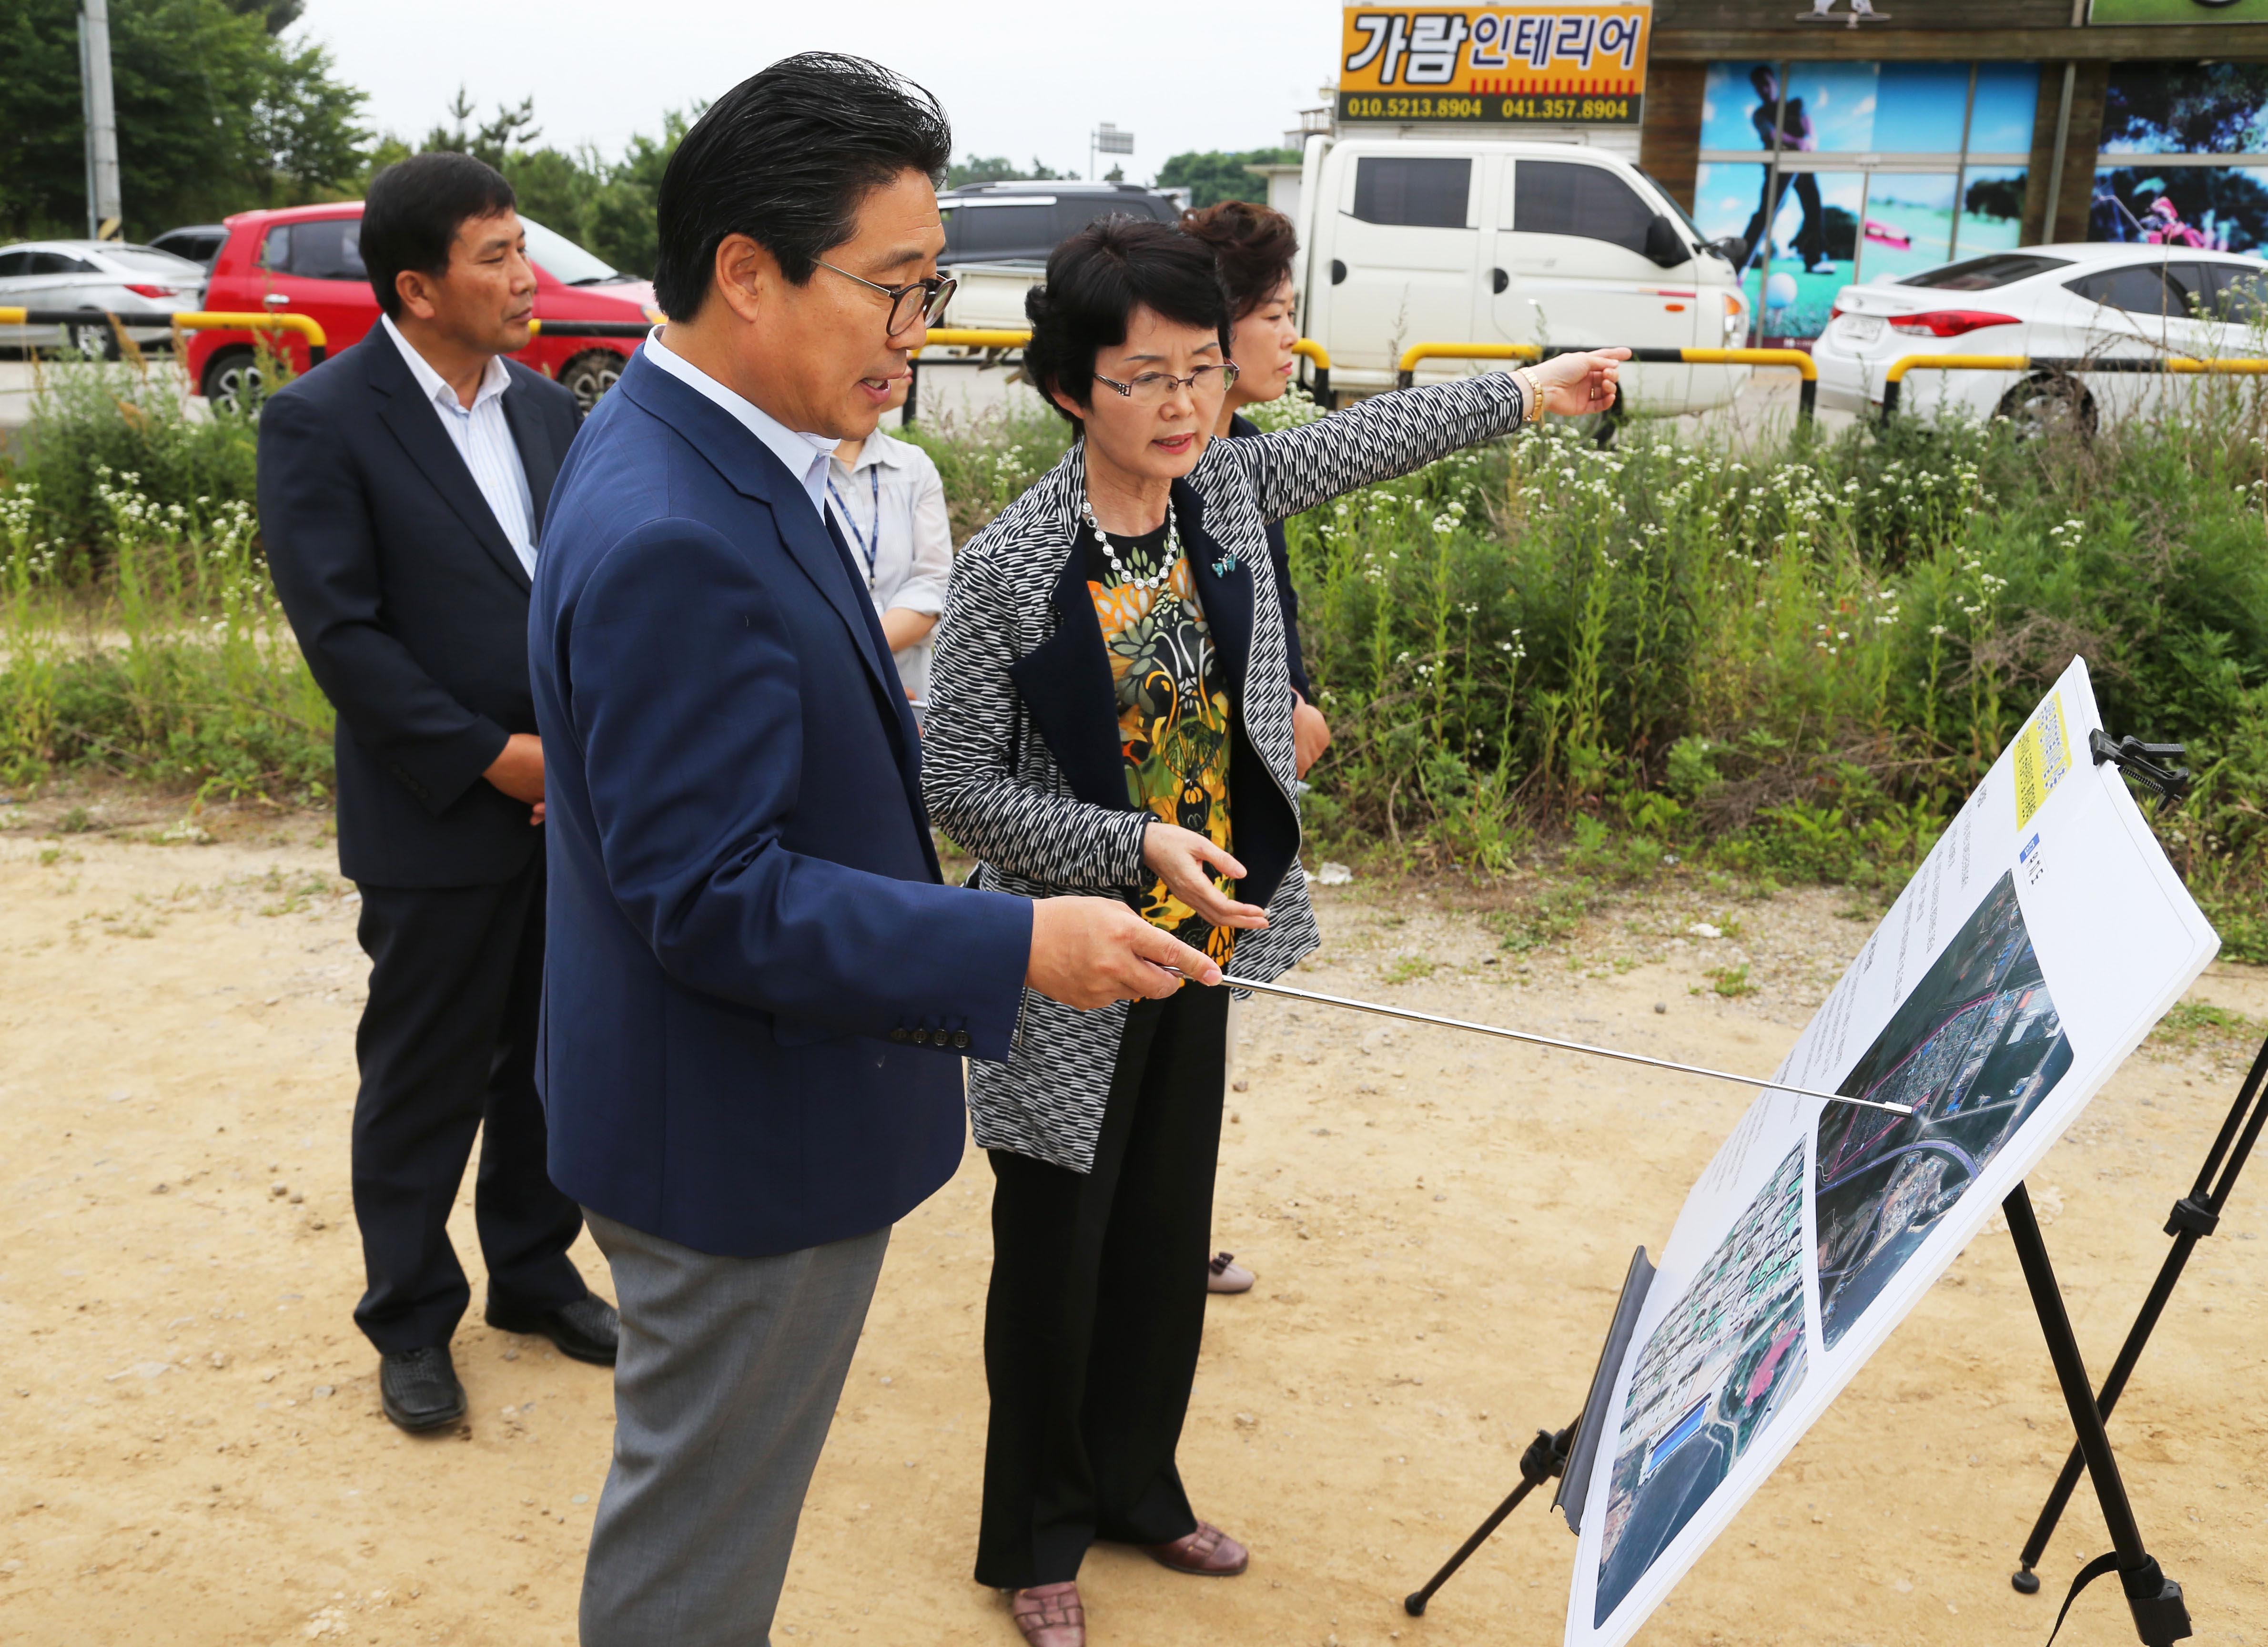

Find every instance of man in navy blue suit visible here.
[529,54,1220,1645]
[259,153,616,1437]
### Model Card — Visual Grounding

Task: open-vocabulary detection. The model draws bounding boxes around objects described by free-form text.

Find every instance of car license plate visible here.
[1838,314,1883,344]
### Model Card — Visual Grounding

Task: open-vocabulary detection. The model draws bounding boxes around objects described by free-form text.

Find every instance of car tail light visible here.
[124,284,184,299]
[1887,309,2019,337]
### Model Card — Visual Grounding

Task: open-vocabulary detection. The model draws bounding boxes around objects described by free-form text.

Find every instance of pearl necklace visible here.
[1079,488,1180,594]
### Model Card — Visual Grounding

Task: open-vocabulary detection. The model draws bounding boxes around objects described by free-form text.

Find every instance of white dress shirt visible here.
[640,327,835,524]
[826,429,955,700]
[380,314,537,579]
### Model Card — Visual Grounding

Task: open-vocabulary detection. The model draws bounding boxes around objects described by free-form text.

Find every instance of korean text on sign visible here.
[1342,6,1649,87]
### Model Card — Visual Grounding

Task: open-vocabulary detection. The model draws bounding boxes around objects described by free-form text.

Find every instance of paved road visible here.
[0,351,1848,452]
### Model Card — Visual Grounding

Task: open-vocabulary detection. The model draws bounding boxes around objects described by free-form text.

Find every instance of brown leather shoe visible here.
[1144,1520,1249,1576]
[1008,1581,1084,1647]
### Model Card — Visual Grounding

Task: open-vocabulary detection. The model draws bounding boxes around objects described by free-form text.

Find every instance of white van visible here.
[1292,134,1750,413]
[928,137,1752,418]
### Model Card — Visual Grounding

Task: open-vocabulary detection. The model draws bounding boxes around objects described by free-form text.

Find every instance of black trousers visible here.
[350,857,586,1353]
[1742,169,1826,271]
[974,984,1231,1589]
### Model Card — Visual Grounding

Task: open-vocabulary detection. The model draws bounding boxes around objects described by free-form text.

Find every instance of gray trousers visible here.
[579,1210,891,1647]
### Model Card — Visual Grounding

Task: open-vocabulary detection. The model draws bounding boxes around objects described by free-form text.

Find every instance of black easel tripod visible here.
[1397,1188,2204,1641]
[1995,729,2206,1645]
[1403,1422,1575,1616]
[1400,730,2211,1635]
[2009,1028,2268,1600]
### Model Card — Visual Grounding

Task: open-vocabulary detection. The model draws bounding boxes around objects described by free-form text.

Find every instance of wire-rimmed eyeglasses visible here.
[817,262,958,336]
[1091,362,1241,404]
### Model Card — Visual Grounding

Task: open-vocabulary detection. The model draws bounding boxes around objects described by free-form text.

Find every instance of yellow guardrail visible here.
[0,305,331,367]
[917,328,1033,353]
[1881,351,2268,414]
[1397,342,1540,377]
[1394,343,1817,417]
[169,310,330,365]
[904,331,1336,421]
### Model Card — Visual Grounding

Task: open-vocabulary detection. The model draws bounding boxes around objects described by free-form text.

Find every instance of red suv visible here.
[187,202,658,411]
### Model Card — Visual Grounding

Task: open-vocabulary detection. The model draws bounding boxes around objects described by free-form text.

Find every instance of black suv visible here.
[938,182,1184,267]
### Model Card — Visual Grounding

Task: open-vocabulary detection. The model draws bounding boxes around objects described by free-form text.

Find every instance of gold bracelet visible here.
[1517,366,1544,423]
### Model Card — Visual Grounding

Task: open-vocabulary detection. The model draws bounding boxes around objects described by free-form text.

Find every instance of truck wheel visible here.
[560,349,628,413]
[1994,373,2094,443]
[201,346,264,411]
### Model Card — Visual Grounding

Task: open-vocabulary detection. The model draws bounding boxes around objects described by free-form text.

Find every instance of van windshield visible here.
[1640,172,1706,243]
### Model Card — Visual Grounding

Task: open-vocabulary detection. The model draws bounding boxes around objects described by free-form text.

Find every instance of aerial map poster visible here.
[1565,657,2220,1647]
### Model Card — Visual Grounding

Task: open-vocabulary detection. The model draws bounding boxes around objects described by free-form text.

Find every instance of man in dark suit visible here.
[530,54,1218,1646]
[257,152,616,1436]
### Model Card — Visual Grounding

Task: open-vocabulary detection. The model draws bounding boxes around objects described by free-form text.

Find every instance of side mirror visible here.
[1643,214,1692,269]
[1706,234,1748,267]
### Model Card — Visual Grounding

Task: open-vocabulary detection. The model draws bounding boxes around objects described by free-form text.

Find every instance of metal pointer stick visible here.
[1178,972,1912,1115]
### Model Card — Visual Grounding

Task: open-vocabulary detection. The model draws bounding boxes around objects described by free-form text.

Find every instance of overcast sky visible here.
[294,0,1342,183]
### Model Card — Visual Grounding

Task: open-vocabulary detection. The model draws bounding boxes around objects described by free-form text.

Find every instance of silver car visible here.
[0,239,206,356]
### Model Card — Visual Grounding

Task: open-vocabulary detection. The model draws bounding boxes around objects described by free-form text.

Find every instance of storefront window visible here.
[1694,60,2038,341]
[1958,165,2031,257]
[2091,64,2268,254]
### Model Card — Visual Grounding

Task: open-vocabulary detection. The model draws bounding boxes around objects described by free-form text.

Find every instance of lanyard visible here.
[827,463,882,588]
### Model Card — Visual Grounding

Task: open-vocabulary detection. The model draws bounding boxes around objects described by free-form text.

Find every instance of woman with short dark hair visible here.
[923,214,1623,1647]
[1180,202,1328,783]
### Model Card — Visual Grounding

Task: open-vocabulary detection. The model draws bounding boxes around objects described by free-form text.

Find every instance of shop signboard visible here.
[2089,0,2268,22]
[1338,2,1652,126]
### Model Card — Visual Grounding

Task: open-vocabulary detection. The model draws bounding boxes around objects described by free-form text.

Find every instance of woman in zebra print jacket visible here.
[922,215,1625,1647]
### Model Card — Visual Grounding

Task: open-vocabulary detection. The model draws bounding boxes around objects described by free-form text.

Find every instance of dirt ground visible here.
[3,793,2264,1647]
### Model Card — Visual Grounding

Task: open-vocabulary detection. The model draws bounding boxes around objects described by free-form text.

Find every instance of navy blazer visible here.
[258,336,579,887]
[529,350,1033,1257]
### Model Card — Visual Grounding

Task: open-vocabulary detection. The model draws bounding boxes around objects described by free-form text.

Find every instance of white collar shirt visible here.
[826,427,956,699]
[380,314,537,578]
[640,326,835,524]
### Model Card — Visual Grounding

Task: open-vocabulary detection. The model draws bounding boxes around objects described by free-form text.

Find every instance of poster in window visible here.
[2089,0,2268,23]
[2099,61,2268,156]
[2091,165,2268,253]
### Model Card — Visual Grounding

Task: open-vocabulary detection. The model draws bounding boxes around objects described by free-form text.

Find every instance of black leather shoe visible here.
[484,1293,618,1366]
[379,1345,466,1433]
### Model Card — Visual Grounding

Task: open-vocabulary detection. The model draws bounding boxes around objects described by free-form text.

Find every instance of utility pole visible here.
[1091,122,1134,183]
[77,0,123,240]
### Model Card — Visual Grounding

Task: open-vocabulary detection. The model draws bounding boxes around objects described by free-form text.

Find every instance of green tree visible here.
[370,95,699,280]
[0,0,367,240]
[1155,147,1298,210]
[426,86,540,171]
[946,154,1071,189]
[223,0,303,30]
[578,110,694,279]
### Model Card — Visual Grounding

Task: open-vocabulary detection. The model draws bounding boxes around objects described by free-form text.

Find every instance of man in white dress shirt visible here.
[257,152,616,1437]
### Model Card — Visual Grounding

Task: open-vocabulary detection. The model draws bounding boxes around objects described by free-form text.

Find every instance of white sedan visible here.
[1812,243,2268,431]
[0,239,206,356]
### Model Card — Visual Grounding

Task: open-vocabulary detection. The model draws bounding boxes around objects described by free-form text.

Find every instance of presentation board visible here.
[1564,657,2219,1647]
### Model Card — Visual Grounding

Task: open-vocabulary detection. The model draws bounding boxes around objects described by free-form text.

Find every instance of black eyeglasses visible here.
[1091,363,1241,404]
[816,262,958,337]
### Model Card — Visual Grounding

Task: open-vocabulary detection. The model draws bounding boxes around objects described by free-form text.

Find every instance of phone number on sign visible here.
[1338,93,1639,122]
